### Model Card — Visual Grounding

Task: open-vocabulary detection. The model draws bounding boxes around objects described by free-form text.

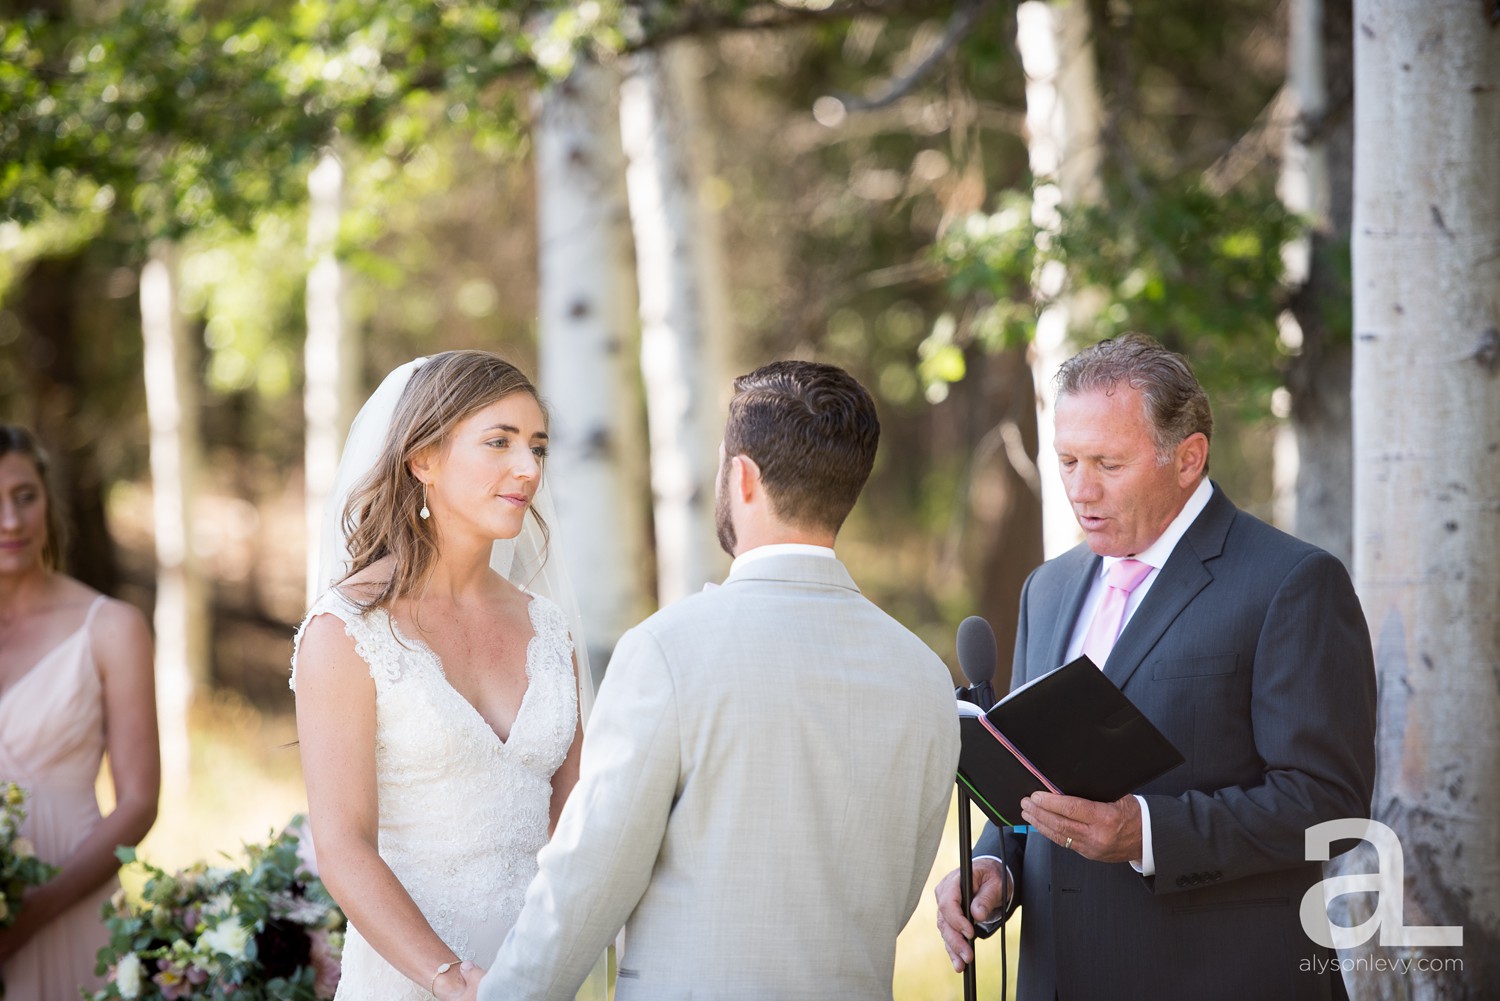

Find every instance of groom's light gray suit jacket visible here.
[480,552,960,1001]
[977,484,1377,1001]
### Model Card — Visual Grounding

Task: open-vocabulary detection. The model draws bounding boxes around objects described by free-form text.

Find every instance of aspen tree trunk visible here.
[620,41,729,605]
[1350,2,1500,995]
[1275,0,1354,568]
[1016,0,1102,558]
[140,243,207,798]
[534,59,649,672]
[304,151,359,602]
[1278,12,1360,987]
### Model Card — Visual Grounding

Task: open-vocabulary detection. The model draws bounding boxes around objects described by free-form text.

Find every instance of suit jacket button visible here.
[1210,870,1222,882]
[1175,876,1189,888]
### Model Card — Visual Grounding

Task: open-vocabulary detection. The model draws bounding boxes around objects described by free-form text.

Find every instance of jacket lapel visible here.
[1049,548,1099,676]
[1102,484,1236,690]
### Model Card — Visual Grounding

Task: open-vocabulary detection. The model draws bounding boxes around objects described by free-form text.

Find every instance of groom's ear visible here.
[731,455,762,502]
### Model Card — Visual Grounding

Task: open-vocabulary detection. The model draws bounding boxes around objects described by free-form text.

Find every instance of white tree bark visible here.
[1017,0,1102,558]
[534,59,649,672]
[621,42,730,605]
[1351,2,1500,995]
[1275,0,1355,568]
[140,243,207,798]
[304,151,359,603]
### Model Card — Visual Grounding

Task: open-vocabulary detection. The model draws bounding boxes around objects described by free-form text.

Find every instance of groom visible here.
[476,360,961,1000]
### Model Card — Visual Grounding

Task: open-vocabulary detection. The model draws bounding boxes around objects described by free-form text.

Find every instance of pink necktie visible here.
[1082,558,1153,667]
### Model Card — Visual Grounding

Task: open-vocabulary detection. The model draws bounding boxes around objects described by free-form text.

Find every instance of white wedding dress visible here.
[291,585,579,1000]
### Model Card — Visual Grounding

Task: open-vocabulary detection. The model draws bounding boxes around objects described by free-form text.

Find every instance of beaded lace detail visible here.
[291,588,577,998]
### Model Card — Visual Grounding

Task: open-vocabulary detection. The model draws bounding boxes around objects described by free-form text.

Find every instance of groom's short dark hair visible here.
[724,360,879,535]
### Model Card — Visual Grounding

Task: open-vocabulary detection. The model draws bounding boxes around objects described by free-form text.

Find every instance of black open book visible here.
[956,656,1185,827]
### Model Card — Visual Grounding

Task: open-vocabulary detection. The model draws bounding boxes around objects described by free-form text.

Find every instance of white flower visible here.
[10,836,34,858]
[201,891,234,919]
[114,952,144,999]
[270,890,328,925]
[198,919,252,960]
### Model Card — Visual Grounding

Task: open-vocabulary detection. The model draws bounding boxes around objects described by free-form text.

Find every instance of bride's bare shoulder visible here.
[296,557,394,664]
[332,557,396,606]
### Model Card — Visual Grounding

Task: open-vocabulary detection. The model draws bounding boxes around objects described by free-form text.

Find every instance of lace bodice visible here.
[291,587,578,998]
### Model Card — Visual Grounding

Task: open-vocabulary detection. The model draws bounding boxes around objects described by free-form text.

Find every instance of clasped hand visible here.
[934,857,1010,972]
[434,960,486,1001]
[934,792,1144,972]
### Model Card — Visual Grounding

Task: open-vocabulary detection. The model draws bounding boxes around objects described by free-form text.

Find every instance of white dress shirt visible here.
[728,543,838,576]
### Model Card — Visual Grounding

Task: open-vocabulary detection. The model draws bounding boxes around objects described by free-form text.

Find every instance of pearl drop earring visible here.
[420,485,431,520]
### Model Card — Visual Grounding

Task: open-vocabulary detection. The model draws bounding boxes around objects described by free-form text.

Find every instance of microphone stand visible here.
[956,679,995,1001]
[958,782,977,1001]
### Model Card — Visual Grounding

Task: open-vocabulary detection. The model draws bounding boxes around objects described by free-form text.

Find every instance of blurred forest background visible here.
[3,0,1496,997]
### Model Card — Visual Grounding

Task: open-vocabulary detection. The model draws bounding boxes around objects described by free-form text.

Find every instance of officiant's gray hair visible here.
[1055,333,1213,472]
[724,360,879,535]
[339,350,547,609]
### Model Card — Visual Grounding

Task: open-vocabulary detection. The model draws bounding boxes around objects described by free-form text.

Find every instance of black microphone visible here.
[956,615,998,712]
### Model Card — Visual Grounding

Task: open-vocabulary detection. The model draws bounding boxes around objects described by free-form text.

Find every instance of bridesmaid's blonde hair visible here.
[339,351,547,610]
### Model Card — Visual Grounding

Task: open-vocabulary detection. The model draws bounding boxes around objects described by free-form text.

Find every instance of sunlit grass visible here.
[114,695,1020,997]
[895,795,1022,1000]
[100,690,309,895]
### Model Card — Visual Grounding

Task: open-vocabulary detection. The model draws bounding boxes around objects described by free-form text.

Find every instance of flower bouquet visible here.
[0,781,58,929]
[92,819,344,1000]
[0,782,60,998]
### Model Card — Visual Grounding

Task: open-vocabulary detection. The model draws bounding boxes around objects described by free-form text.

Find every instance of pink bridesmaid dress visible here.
[1,595,116,998]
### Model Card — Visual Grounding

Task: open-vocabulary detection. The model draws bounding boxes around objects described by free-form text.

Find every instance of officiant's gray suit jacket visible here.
[480,552,961,1001]
[975,483,1377,1001]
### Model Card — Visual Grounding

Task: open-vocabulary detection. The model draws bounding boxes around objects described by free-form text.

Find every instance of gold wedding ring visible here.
[1065,836,1073,850]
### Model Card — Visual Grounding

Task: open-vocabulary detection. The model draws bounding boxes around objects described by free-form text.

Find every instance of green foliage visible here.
[1057,177,1300,412]
[3,0,965,260]
[0,782,59,930]
[927,174,1302,418]
[2,4,325,235]
[94,821,344,1000]
[0,0,624,236]
[0,14,127,228]
[178,216,305,397]
[929,190,1038,355]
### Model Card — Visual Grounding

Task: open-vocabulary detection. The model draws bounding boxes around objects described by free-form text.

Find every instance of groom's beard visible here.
[715,467,736,556]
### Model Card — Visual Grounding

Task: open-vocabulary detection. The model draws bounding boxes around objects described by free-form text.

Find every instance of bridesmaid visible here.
[0,425,160,997]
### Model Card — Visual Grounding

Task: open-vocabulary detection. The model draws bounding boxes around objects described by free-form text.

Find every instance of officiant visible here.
[935,334,1377,1001]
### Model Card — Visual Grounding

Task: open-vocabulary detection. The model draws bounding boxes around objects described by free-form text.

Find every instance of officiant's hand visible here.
[1021,791,1143,863]
[934,857,1010,972]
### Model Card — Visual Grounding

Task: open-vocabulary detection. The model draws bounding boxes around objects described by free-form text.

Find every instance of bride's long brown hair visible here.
[338,351,547,611]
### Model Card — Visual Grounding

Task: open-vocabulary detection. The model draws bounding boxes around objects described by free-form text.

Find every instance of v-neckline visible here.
[0,616,94,708]
[385,593,541,748]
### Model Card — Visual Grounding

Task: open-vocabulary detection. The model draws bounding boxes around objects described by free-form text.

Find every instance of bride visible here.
[292,351,596,1000]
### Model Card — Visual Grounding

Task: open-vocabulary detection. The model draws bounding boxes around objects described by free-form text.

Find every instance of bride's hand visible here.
[434,960,486,1001]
